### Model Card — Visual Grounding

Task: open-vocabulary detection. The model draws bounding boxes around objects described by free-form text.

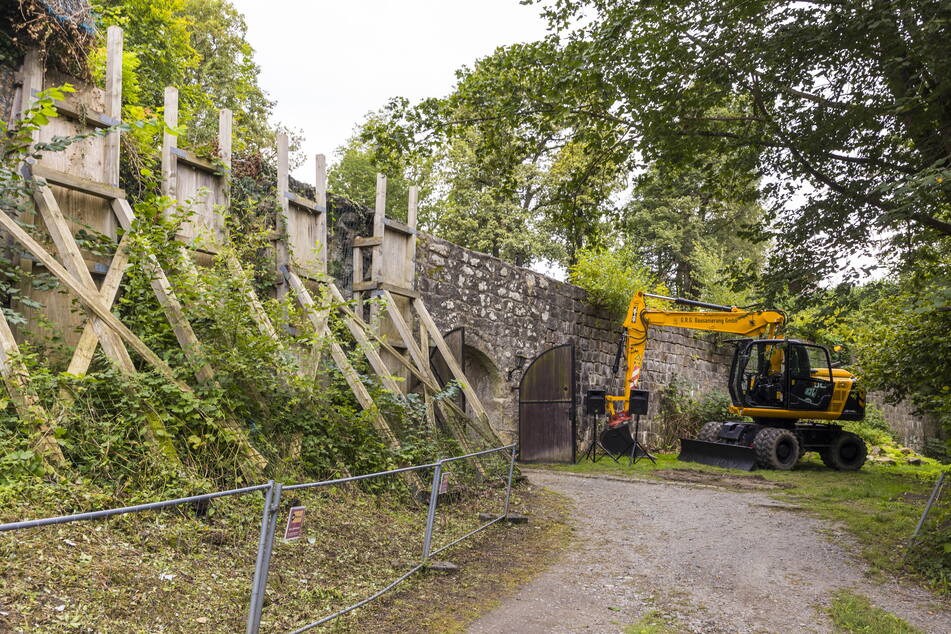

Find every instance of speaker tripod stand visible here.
[627,413,657,465]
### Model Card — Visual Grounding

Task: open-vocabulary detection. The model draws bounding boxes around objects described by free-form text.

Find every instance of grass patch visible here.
[624,609,684,633]
[539,452,949,592]
[827,589,923,633]
[0,477,571,632]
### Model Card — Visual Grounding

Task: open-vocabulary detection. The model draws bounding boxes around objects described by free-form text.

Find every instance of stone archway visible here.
[462,344,513,441]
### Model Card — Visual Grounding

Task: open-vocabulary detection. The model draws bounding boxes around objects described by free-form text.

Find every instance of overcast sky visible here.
[230,0,551,182]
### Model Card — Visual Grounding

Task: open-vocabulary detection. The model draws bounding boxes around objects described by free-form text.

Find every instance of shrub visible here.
[652,378,738,450]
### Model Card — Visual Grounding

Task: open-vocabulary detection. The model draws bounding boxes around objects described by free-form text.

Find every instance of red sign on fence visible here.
[283,506,306,541]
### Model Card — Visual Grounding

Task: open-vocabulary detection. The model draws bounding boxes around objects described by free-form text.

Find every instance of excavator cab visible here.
[729,340,836,413]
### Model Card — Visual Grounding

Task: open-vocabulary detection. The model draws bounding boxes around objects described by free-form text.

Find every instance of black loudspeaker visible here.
[629,389,650,416]
[600,424,634,456]
[585,389,606,416]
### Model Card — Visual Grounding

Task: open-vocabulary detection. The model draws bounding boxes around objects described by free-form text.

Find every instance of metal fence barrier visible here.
[0,444,518,633]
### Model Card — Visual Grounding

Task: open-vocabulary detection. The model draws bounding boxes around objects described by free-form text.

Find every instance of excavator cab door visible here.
[787,343,834,411]
[730,340,788,409]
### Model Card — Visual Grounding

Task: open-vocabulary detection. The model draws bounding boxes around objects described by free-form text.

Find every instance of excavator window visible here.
[730,341,835,412]
[732,341,787,409]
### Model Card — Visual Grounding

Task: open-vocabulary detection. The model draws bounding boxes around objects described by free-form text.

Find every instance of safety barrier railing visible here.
[0,444,518,633]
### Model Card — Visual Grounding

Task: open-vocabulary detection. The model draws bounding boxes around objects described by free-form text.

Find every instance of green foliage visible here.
[568,247,666,316]
[842,404,895,449]
[91,0,274,153]
[528,0,951,290]
[362,40,629,267]
[653,379,738,450]
[328,136,416,220]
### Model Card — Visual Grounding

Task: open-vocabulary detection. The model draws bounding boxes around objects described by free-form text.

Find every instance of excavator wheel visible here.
[754,427,800,470]
[820,431,867,471]
[698,421,723,443]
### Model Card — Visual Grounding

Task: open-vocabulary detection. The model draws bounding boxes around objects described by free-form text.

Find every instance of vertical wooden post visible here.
[161,87,178,199]
[275,133,290,301]
[371,173,386,281]
[218,108,233,201]
[315,153,328,276]
[15,52,44,279]
[406,185,418,284]
[103,26,123,188]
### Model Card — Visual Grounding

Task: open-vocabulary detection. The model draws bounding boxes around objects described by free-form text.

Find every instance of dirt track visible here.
[467,470,950,633]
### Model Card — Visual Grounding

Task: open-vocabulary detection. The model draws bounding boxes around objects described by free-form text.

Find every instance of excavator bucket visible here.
[678,438,757,471]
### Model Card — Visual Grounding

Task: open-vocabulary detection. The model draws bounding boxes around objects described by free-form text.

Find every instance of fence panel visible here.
[0,446,518,633]
[0,485,270,632]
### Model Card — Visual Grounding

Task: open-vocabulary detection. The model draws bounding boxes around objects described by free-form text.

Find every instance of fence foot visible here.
[479,513,528,524]
[426,560,459,573]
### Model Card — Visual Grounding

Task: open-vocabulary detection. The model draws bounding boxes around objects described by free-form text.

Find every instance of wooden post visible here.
[315,153,328,276]
[103,26,122,188]
[14,51,44,284]
[406,185,418,282]
[161,87,178,199]
[371,173,386,281]
[275,133,290,301]
[217,108,232,201]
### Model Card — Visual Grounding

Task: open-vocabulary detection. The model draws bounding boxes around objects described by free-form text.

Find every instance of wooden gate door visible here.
[519,344,576,463]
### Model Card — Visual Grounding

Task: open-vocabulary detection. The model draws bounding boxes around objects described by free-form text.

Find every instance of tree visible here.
[91,0,273,152]
[623,151,765,301]
[525,0,951,293]
[363,40,629,267]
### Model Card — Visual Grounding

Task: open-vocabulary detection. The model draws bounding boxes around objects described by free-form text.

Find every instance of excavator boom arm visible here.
[608,292,785,411]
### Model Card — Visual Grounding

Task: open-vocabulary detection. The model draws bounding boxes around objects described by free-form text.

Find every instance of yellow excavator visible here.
[604,291,868,471]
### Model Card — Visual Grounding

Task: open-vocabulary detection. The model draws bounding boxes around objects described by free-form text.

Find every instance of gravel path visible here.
[468,470,950,633]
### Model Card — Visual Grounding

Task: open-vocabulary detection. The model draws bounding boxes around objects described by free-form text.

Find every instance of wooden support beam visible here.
[383,217,416,236]
[111,198,215,384]
[228,255,279,342]
[285,191,319,212]
[418,318,436,429]
[413,298,500,444]
[352,281,420,298]
[326,283,403,396]
[30,164,126,200]
[66,234,131,375]
[284,269,410,456]
[330,288,495,449]
[33,186,135,371]
[52,100,118,129]
[0,208,189,391]
[170,147,220,173]
[353,236,382,248]
[382,290,428,373]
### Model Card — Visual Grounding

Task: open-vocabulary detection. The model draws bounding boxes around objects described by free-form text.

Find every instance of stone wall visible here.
[414,234,734,446]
